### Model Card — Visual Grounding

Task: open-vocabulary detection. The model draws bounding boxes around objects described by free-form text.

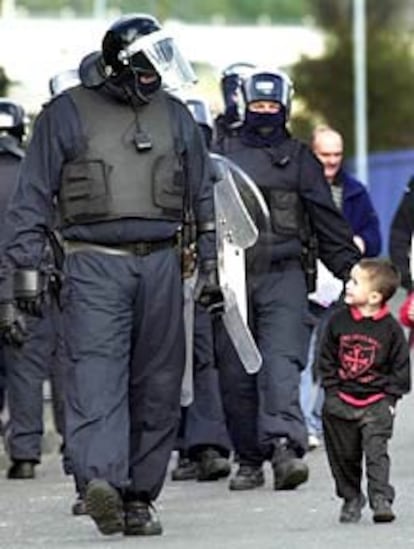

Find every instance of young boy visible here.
[319,258,411,524]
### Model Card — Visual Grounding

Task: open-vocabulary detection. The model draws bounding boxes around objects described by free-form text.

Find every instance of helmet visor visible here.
[0,112,14,129]
[243,72,292,109]
[120,29,197,92]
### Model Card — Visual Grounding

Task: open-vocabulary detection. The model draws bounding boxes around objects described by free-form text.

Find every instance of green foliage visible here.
[0,66,10,96]
[291,1,414,154]
[14,0,310,22]
[15,0,92,13]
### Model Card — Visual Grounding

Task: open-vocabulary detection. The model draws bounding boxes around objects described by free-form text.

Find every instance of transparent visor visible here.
[243,73,291,107]
[120,29,197,92]
[186,99,213,130]
[0,112,14,128]
[222,62,256,78]
[49,69,80,96]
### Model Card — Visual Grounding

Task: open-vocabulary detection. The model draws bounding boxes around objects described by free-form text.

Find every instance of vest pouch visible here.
[152,152,185,215]
[269,189,301,238]
[60,159,111,223]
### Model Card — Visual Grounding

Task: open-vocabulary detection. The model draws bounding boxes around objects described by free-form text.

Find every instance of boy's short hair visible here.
[358,258,401,303]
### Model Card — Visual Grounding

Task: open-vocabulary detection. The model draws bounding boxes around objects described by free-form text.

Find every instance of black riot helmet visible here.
[102,14,161,76]
[241,69,294,120]
[0,99,27,142]
[101,13,196,99]
[220,62,255,127]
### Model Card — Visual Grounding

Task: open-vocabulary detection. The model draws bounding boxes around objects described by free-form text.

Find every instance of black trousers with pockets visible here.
[322,394,395,506]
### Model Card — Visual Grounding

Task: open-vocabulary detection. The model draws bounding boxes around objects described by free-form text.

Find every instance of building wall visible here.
[347,149,414,257]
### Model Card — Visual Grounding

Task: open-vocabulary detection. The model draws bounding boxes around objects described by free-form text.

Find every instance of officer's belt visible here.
[64,237,177,257]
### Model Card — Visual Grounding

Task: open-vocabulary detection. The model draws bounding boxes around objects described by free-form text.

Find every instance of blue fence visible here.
[347,149,414,257]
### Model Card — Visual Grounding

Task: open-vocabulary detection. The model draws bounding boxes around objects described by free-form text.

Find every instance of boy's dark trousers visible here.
[322,394,395,506]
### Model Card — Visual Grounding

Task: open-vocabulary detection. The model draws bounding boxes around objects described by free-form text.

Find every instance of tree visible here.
[290,0,414,154]
[13,0,310,23]
[0,66,10,96]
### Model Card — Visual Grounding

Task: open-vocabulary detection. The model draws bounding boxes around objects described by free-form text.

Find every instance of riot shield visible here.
[211,153,271,374]
[181,270,197,406]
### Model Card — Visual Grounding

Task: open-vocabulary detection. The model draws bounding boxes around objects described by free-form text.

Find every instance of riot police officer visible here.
[1,14,217,537]
[214,68,361,491]
[0,100,62,480]
[0,99,26,436]
[171,98,231,482]
[214,62,255,148]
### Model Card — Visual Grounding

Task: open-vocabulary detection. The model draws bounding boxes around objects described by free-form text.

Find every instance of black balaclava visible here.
[241,106,290,148]
[109,51,161,103]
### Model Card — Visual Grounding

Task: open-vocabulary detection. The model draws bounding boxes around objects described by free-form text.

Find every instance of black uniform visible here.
[320,305,410,507]
[0,135,23,421]
[389,177,414,290]
[2,81,215,504]
[0,134,61,478]
[215,132,361,487]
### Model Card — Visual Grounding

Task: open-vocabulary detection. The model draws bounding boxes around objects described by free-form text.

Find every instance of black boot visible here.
[339,493,366,523]
[85,479,124,535]
[71,494,88,516]
[171,456,198,481]
[124,500,163,536]
[197,448,231,481]
[372,495,395,523]
[272,441,309,490]
[229,464,265,491]
[7,460,36,480]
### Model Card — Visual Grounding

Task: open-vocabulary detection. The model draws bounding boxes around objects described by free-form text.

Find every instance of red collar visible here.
[350,304,389,321]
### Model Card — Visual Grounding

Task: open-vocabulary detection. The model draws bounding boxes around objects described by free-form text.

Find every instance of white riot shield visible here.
[181,271,197,406]
[211,153,271,374]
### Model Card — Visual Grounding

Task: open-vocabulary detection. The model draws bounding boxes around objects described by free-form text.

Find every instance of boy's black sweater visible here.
[319,305,411,401]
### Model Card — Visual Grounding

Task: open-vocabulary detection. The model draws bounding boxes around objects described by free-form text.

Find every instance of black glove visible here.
[194,260,225,315]
[14,269,45,317]
[0,301,27,347]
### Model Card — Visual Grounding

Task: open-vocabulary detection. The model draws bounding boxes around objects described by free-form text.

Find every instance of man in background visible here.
[300,125,382,449]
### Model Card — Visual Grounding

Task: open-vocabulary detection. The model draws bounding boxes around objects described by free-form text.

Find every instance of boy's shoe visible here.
[229,464,265,491]
[124,500,162,536]
[85,479,124,535]
[372,495,395,523]
[339,493,366,523]
[171,457,198,481]
[197,448,231,481]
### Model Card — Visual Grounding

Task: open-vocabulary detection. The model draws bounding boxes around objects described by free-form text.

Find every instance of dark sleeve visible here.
[352,190,382,257]
[3,94,83,269]
[318,313,341,393]
[299,146,361,280]
[389,182,414,290]
[385,321,411,399]
[174,100,216,262]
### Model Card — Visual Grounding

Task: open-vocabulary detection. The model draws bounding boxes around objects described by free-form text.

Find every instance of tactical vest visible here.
[222,137,309,243]
[59,86,184,225]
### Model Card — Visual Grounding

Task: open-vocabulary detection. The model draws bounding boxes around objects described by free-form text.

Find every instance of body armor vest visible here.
[222,137,308,242]
[59,86,184,225]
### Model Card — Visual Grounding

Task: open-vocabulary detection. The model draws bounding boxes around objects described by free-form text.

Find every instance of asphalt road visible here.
[0,291,413,549]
